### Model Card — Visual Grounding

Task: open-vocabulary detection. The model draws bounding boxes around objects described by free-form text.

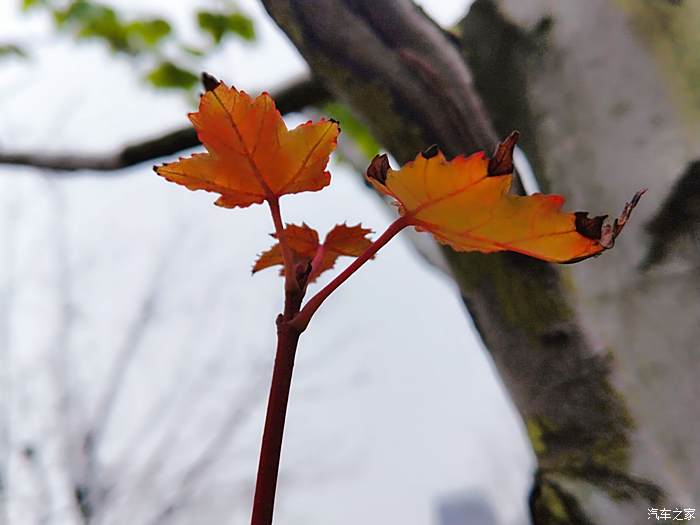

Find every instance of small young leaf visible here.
[253,224,319,274]
[155,82,339,207]
[253,223,372,282]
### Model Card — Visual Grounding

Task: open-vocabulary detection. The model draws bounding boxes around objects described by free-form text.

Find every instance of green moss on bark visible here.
[615,0,700,126]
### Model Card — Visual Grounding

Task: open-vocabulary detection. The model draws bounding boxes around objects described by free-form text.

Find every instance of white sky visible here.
[0,1,533,524]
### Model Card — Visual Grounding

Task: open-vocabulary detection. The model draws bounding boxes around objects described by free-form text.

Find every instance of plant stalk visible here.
[250,314,302,525]
[251,194,308,525]
[268,197,299,293]
[290,215,408,332]
[251,215,408,524]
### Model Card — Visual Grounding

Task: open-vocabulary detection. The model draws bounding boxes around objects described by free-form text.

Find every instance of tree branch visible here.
[642,159,700,269]
[0,76,330,173]
[145,375,266,525]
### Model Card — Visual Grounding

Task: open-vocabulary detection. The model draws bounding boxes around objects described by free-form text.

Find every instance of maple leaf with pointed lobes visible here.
[253,223,373,282]
[154,80,339,208]
[366,132,644,263]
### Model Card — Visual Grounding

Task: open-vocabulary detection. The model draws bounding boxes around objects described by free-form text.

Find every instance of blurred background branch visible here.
[0,76,330,172]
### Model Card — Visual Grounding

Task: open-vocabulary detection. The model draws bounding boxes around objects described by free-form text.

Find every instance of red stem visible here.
[268,197,299,293]
[251,195,306,525]
[307,244,326,283]
[251,215,408,525]
[290,216,408,332]
[250,317,301,525]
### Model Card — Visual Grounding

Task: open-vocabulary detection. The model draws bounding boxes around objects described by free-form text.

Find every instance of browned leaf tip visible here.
[574,212,607,241]
[612,188,647,237]
[488,131,520,176]
[201,72,221,92]
[578,188,647,250]
[598,188,646,248]
[366,154,390,184]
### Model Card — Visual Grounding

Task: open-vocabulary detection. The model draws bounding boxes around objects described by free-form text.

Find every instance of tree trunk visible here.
[261,0,698,523]
[460,0,700,520]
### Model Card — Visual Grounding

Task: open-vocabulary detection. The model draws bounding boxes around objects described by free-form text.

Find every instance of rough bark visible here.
[261,1,668,523]
[460,0,700,520]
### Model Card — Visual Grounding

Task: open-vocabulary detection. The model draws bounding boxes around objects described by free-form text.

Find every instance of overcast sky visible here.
[0,1,533,524]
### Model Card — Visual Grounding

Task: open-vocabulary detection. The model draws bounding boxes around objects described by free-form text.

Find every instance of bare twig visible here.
[79,228,186,524]
[0,77,330,172]
[118,336,260,497]
[42,177,92,523]
[0,192,20,525]
[88,230,183,444]
[20,446,52,525]
[113,272,232,460]
[145,375,267,525]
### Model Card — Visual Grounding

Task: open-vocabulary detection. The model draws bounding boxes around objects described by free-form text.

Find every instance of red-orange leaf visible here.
[314,224,374,278]
[253,223,372,281]
[252,223,319,273]
[154,81,339,208]
[366,134,643,263]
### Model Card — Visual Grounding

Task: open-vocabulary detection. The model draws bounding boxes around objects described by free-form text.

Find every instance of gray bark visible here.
[464,0,700,519]
[262,0,698,523]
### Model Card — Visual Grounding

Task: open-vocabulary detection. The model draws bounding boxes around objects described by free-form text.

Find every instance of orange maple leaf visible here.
[366,133,643,263]
[253,223,373,281]
[154,81,340,208]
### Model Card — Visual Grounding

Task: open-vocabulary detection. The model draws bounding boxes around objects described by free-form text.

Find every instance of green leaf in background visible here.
[53,0,106,27]
[323,102,380,159]
[53,1,129,52]
[126,18,171,48]
[21,0,46,10]
[182,45,205,57]
[146,61,199,90]
[197,10,255,44]
[0,44,28,59]
[52,1,171,53]
[19,1,258,93]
